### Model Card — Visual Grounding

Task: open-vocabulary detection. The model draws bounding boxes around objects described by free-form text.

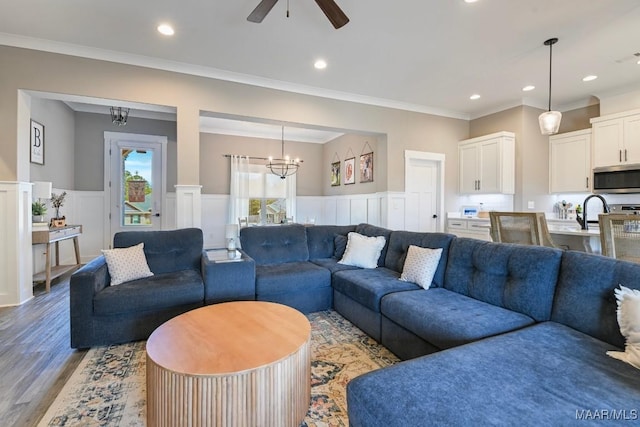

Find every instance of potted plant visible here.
[50,191,67,227]
[31,200,47,223]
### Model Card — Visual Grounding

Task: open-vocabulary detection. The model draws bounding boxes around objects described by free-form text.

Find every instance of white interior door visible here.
[405,151,444,232]
[104,132,167,246]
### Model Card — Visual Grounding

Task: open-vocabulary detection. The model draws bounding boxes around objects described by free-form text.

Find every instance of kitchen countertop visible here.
[446,213,602,253]
[547,225,600,237]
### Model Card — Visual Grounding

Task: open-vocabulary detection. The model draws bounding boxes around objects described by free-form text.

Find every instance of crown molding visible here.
[0,32,470,121]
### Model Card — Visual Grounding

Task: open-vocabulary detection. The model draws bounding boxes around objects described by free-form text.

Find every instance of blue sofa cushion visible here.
[93,269,204,316]
[355,223,393,267]
[240,224,309,265]
[333,267,419,312]
[384,231,454,286]
[552,251,640,349]
[347,322,640,427]
[334,234,348,259]
[255,261,331,296]
[305,225,356,259]
[309,258,361,274]
[444,238,562,321]
[382,288,535,349]
[113,228,203,274]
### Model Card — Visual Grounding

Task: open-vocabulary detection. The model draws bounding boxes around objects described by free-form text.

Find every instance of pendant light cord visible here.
[544,38,558,112]
[548,41,553,112]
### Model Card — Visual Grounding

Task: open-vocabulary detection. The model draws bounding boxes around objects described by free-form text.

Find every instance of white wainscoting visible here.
[0,182,33,306]
[386,192,408,231]
[29,190,413,279]
[201,194,230,249]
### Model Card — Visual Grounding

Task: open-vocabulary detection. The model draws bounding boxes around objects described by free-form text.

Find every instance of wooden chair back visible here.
[489,211,556,247]
[599,213,640,263]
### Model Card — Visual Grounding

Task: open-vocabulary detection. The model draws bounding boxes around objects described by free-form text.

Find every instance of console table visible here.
[32,225,82,292]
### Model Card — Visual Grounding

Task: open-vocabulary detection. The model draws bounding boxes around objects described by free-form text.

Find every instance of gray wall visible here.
[74,112,177,191]
[199,132,324,196]
[323,133,381,196]
[29,98,75,189]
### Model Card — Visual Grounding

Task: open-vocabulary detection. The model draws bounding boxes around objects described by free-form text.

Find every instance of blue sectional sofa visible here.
[72,223,640,424]
[238,223,640,426]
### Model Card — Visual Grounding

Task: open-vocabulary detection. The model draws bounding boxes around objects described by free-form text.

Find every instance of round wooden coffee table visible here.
[146,301,311,427]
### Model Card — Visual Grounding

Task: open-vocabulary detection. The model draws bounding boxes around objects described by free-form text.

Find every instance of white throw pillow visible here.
[102,242,154,286]
[338,232,386,269]
[606,285,640,370]
[399,245,443,289]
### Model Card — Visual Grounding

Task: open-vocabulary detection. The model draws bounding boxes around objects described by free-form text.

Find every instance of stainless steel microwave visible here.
[593,164,640,194]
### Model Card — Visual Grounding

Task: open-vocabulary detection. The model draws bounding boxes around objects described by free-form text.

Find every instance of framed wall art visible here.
[360,152,374,183]
[30,119,45,165]
[344,157,356,185]
[331,161,341,186]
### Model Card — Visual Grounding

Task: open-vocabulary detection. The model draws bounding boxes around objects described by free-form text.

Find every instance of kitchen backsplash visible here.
[550,193,640,221]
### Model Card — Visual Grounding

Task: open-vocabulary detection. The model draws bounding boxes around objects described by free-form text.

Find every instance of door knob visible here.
[432,214,438,218]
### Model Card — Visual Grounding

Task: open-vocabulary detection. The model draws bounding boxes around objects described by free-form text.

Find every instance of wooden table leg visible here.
[45,242,51,293]
[72,236,81,264]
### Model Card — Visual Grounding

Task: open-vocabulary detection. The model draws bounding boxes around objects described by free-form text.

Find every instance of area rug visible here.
[38,310,398,427]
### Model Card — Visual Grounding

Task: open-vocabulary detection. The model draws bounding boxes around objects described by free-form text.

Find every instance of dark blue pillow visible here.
[334,234,348,259]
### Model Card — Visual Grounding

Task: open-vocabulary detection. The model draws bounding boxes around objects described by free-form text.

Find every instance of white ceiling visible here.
[3,0,640,122]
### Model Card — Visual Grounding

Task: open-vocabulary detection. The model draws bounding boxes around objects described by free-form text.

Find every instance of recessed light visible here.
[636,59,640,65]
[314,59,327,70]
[469,94,481,100]
[522,85,535,92]
[464,0,479,3]
[582,75,598,82]
[157,24,175,36]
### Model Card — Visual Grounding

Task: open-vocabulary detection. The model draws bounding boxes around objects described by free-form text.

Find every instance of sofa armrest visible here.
[202,250,256,304]
[70,255,109,319]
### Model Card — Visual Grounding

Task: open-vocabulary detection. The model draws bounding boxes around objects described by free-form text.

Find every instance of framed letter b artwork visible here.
[30,119,45,165]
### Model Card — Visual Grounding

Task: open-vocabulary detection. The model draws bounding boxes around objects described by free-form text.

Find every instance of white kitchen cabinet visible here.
[458,131,515,194]
[549,129,591,193]
[591,109,640,168]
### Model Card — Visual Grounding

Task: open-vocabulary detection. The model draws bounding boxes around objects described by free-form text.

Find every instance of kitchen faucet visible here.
[576,194,610,230]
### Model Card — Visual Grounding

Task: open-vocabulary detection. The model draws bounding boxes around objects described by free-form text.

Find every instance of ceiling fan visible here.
[247,0,349,29]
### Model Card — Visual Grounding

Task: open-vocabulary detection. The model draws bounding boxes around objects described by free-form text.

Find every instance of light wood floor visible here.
[0,276,86,427]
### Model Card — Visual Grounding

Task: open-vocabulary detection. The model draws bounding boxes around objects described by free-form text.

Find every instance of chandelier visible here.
[267,126,302,179]
[110,107,130,126]
[538,38,562,135]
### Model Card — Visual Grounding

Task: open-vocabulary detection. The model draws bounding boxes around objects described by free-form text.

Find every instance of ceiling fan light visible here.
[539,110,562,135]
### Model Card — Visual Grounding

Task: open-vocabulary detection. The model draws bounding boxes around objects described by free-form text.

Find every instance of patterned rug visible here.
[38,310,398,427]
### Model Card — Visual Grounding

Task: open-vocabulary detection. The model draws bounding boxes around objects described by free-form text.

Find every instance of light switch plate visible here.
[527,201,535,209]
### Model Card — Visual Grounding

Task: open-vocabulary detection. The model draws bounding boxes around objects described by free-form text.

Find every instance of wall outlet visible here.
[527,201,535,209]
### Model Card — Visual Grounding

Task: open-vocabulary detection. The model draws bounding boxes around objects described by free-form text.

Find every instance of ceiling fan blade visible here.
[314,0,349,29]
[247,0,279,23]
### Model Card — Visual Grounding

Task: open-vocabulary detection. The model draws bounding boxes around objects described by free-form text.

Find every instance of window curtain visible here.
[286,173,297,222]
[228,155,249,225]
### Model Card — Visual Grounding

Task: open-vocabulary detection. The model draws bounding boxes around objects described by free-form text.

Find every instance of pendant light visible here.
[539,38,562,135]
[110,107,130,126]
[266,126,302,179]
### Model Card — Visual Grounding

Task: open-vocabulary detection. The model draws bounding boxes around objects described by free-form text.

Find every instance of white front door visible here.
[405,151,444,232]
[104,132,167,246]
